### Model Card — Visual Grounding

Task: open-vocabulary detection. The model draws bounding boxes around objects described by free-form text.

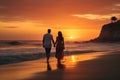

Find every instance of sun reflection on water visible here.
[71,55,76,63]
[65,52,106,68]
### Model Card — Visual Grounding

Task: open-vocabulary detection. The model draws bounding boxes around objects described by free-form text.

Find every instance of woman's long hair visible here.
[58,31,63,40]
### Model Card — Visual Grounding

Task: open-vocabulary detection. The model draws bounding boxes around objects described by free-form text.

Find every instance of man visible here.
[43,29,55,63]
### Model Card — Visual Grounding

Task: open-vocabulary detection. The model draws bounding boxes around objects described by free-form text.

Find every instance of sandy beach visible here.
[0,51,120,80]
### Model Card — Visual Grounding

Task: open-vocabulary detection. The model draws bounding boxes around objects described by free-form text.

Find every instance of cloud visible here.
[0,20,44,29]
[111,4,120,11]
[3,26,19,28]
[0,16,26,22]
[72,14,120,20]
[0,0,118,20]
[0,6,6,9]
[112,8,120,11]
[0,0,120,22]
[115,4,120,7]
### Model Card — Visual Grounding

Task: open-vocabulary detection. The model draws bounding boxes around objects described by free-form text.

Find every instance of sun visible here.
[69,36,74,39]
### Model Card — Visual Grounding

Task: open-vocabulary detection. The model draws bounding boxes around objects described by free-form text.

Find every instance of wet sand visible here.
[0,52,120,80]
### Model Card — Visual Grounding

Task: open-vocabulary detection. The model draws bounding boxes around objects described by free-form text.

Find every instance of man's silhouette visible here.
[43,29,55,63]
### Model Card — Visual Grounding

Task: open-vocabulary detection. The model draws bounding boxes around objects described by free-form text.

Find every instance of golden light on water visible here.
[71,55,76,62]
[67,52,106,64]
[63,52,106,69]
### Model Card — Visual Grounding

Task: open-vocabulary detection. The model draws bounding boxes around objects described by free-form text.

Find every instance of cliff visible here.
[91,20,120,42]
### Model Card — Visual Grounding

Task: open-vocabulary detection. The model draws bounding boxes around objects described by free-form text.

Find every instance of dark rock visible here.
[91,20,120,42]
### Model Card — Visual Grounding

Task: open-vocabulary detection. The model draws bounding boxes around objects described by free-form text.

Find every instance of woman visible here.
[55,31,65,64]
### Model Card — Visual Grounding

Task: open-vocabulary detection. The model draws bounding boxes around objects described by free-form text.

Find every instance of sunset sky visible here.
[0,0,120,41]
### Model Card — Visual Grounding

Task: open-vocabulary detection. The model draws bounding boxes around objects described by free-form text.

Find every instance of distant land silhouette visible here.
[90,16,120,42]
[7,41,22,45]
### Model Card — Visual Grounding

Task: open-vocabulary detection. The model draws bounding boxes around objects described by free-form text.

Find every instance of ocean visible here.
[0,40,120,65]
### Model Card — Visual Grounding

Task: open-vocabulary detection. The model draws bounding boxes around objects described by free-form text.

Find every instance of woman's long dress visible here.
[55,37,64,60]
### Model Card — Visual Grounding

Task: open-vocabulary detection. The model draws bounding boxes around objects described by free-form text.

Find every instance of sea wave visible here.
[0,40,120,65]
[0,50,99,65]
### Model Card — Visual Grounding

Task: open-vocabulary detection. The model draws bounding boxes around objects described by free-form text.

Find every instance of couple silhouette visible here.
[43,29,65,64]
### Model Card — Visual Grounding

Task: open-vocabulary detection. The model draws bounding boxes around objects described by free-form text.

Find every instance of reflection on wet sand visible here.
[47,62,52,71]
[0,52,107,80]
[57,63,66,70]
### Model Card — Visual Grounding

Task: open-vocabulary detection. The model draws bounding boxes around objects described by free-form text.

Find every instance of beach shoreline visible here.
[0,51,120,80]
[0,50,100,65]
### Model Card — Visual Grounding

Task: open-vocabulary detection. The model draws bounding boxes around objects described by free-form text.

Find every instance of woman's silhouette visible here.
[55,31,65,64]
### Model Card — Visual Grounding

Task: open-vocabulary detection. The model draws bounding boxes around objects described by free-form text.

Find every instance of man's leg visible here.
[45,48,51,63]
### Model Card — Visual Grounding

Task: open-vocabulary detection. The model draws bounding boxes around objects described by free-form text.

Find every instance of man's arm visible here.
[51,35,55,47]
[42,35,45,47]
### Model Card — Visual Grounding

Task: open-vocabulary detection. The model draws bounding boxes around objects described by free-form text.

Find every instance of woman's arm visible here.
[63,38,65,49]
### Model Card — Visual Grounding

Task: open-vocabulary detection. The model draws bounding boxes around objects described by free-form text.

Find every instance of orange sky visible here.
[0,0,120,41]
